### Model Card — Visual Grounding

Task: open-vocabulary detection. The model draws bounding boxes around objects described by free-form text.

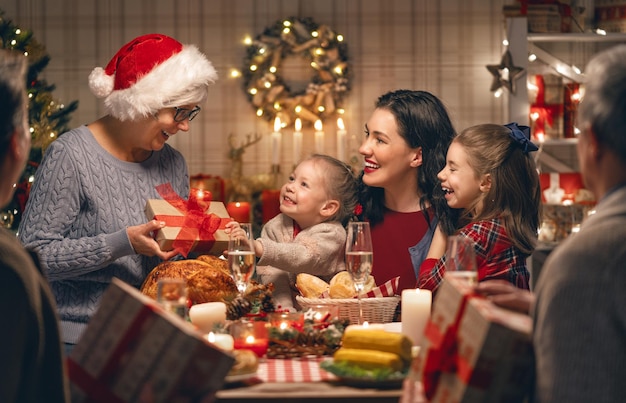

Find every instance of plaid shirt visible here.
[417,218,531,292]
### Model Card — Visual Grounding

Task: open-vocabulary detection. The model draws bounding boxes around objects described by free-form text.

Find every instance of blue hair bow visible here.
[504,122,538,154]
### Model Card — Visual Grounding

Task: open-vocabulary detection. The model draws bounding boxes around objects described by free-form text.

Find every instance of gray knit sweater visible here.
[256,213,346,310]
[533,185,626,402]
[18,125,189,344]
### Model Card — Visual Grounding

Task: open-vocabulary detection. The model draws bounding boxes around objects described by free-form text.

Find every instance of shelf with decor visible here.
[506,17,626,173]
[504,18,619,270]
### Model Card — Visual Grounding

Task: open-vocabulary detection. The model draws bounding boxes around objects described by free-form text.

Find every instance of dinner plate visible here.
[383,322,402,333]
[224,371,257,384]
[319,358,407,389]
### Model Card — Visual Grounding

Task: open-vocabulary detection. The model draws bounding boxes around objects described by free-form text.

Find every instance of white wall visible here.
[4,0,512,179]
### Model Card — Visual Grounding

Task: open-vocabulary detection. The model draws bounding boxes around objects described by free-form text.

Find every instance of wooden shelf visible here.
[528,32,626,43]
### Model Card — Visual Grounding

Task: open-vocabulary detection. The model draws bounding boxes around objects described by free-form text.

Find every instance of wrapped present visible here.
[504,1,577,33]
[540,172,587,204]
[595,1,626,33]
[416,276,534,402]
[530,74,564,141]
[144,183,231,257]
[563,82,580,139]
[68,278,235,403]
[539,173,594,242]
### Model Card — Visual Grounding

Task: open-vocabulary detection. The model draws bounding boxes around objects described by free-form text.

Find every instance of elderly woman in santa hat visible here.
[18,34,217,354]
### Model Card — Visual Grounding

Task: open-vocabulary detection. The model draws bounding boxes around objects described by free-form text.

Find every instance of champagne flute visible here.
[345,221,373,325]
[228,223,256,295]
[443,235,478,285]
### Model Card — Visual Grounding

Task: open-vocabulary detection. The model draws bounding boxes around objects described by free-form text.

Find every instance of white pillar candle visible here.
[271,117,282,165]
[206,332,235,351]
[293,118,303,164]
[345,322,385,333]
[336,117,347,161]
[401,288,432,346]
[314,119,324,153]
[189,302,227,334]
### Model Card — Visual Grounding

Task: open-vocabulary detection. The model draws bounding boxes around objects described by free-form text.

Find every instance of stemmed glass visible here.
[228,223,256,295]
[443,235,478,285]
[345,221,373,325]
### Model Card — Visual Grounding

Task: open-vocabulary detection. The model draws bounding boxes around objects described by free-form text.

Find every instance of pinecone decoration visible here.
[226,295,252,320]
[224,281,277,320]
[258,289,276,313]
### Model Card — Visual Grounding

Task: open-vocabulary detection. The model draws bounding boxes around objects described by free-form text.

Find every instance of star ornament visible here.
[486,50,525,94]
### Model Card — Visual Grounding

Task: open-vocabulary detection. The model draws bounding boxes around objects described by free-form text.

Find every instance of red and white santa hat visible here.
[88,33,218,121]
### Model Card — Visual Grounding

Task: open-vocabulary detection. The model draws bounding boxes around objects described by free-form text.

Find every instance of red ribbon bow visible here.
[153,183,228,258]
[531,75,564,135]
[421,291,492,399]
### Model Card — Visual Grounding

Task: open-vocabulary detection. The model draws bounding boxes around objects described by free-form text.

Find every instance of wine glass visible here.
[228,223,256,295]
[443,235,478,285]
[345,221,373,325]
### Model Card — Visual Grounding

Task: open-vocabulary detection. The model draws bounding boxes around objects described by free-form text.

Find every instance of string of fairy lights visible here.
[233,17,350,130]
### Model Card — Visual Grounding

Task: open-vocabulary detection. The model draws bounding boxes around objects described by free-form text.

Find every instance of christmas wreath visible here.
[241,17,350,127]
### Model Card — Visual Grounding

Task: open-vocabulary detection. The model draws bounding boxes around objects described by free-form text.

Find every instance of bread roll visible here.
[140,256,238,304]
[329,271,376,299]
[296,273,330,298]
[229,349,259,376]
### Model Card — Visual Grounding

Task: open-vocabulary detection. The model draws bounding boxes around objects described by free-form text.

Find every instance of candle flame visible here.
[274,117,282,132]
[245,335,256,344]
[208,332,216,342]
[314,119,323,131]
[337,117,345,131]
[295,118,302,132]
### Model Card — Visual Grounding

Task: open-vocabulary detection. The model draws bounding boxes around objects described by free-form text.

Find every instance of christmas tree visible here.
[0,9,78,229]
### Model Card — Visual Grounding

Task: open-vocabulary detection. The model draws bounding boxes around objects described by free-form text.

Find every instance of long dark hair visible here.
[357,89,458,235]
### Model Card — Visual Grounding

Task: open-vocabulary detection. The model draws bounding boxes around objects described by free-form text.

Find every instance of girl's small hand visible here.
[224,219,240,235]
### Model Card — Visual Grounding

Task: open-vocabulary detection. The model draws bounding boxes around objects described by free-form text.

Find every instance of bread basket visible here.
[296,295,400,324]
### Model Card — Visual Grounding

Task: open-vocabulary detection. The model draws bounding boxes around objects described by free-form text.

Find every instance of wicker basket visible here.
[296,295,400,324]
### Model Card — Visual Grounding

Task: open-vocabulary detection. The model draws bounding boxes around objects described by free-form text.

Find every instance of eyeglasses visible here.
[173,106,201,122]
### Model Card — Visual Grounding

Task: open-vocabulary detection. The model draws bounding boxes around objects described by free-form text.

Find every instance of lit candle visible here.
[226,201,251,223]
[314,119,324,153]
[401,288,432,346]
[233,335,268,358]
[336,117,347,161]
[345,322,385,332]
[232,321,269,358]
[271,117,282,165]
[189,302,227,334]
[293,118,303,164]
[206,332,235,351]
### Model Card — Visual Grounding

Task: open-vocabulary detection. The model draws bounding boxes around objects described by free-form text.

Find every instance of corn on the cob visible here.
[342,328,412,363]
[333,348,403,371]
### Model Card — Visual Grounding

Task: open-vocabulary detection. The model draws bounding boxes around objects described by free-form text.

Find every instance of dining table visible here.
[214,356,423,403]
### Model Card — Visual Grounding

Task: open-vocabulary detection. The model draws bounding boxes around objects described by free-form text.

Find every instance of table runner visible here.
[256,357,337,383]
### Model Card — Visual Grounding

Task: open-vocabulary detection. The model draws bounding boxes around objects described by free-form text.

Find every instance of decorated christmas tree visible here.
[0,9,78,229]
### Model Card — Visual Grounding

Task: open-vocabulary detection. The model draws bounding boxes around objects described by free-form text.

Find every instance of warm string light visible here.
[238,17,350,127]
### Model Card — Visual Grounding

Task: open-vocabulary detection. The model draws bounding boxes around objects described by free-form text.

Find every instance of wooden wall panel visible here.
[3,0,510,179]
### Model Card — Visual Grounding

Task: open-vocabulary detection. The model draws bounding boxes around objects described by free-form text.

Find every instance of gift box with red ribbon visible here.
[144,183,232,258]
[415,276,534,402]
[595,1,626,33]
[530,74,564,141]
[68,278,235,403]
[563,82,580,139]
